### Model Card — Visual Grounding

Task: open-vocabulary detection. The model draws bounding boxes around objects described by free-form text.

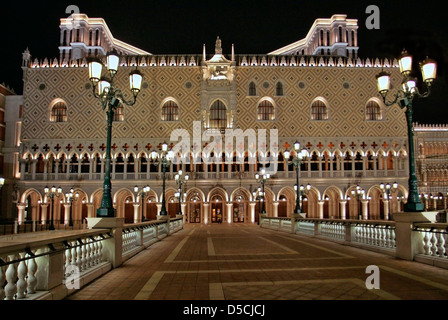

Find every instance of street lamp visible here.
[151,143,173,216]
[44,185,62,230]
[376,49,436,212]
[175,170,189,215]
[284,141,308,214]
[88,52,143,218]
[134,185,150,221]
[295,183,311,214]
[255,168,270,214]
[380,182,398,220]
[0,177,4,190]
[351,185,365,219]
[65,187,75,227]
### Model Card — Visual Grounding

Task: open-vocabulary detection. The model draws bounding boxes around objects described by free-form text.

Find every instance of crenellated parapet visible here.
[24,54,399,70]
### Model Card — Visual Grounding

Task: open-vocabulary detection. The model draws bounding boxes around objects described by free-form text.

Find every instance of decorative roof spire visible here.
[215,36,222,54]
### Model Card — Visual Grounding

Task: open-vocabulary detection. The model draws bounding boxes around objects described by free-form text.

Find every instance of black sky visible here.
[2,0,447,124]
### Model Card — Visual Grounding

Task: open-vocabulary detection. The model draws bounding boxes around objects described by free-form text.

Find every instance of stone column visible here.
[273,201,279,217]
[318,200,324,219]
[133,203,140,223]
[17,203,26,225]
[339,200,347,219]
[383,199,390,220]
[40,204,48,224]
[249,202,256,223]
[86,203,94,218]
[361,200,369,220]
[181,203,187,223]
[63,203,71,225]
[203,202,210,224]
[226,202,232,224]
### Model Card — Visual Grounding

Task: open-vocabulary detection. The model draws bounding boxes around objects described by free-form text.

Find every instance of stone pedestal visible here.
[393,211,437,261]
[86,217,124,268]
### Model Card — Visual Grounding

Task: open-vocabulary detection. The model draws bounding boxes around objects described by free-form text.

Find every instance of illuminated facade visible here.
[7,13,418,226]
[414,123,448,213]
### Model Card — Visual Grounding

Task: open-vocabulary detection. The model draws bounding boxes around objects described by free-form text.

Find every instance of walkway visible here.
[66,223,448,301]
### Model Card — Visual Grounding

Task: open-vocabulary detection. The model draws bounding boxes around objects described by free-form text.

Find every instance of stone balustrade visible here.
[260,211,447,268]
[0,215,184,300]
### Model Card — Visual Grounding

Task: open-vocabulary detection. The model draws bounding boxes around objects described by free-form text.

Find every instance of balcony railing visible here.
[25,169,408,181]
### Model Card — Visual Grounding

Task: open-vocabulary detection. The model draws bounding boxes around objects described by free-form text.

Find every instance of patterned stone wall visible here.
[21,61,406,156]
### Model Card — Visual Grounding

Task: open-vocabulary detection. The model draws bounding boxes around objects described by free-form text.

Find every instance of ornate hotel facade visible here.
[3,13,420,225]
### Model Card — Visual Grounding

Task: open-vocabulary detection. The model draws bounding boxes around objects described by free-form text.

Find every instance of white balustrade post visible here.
[86,217,124,269]
[394,212,437,260]
[35,245,65,296]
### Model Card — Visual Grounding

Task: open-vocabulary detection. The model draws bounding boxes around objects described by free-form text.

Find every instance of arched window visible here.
[275,82,284,96]
[311,99,328,120]
[248,82,257,96]
[113,103,124,122]
[162,100,179,121]
[257,100,275,121]
[50,101,67,122]
[210,100,227,130]
[366,100,382,121]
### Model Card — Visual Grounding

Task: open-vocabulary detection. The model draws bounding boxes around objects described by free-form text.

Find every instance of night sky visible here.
[2,0,447,124]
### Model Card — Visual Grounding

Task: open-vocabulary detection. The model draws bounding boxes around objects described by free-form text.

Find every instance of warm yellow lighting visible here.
[421,58,437,84]
[130,69,143,95]
[398,50,412,75]
[97,78,111,96]
[376,71,391,95]
[402,79,416,93]
[88,58,103,84]
[106,52,120,75]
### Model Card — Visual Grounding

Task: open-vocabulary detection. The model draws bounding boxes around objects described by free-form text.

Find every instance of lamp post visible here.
[284,141,308,214]
[351,185,365,219]
[152,143,173,216]
[65,187,75,227]
[175,170,189,215]
[376,49,436,212]
[134,185,150,222]
[87,52,143,217]
[380,182,398,220]
[255,169,270,214]
[295,183,311,214]
[44,185,62,230]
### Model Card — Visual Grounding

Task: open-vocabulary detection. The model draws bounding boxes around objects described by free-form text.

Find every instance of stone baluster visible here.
[16,253,28,299]
[65,246,72,277]
[436,232,444,258]
[86,242,92,268]
[430,233,437,256]
[5,254,18,300]
[81,243,87,271]
[76,245,82,271]
[71,243,77,272]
